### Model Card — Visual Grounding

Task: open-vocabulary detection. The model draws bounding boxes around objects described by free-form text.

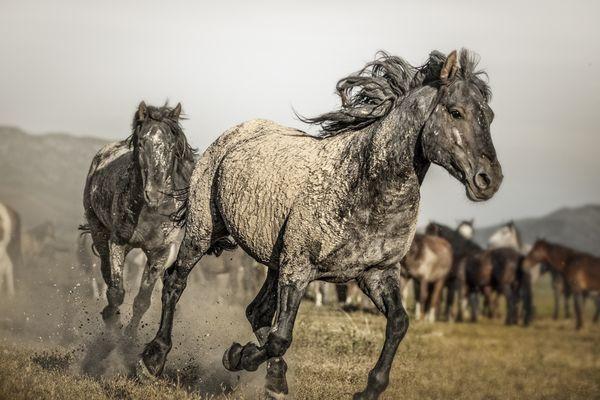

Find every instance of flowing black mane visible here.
[302,49,491,136]
[126,103,197,181]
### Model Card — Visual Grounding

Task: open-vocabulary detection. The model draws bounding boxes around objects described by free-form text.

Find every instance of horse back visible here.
[84,140,137,233]
[567,254,600,291]
[202,120,342,265]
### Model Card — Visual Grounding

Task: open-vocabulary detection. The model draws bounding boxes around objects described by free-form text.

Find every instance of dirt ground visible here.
[0,253,598,400]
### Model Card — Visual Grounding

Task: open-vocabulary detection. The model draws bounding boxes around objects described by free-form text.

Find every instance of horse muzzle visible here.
[465,159,503,202]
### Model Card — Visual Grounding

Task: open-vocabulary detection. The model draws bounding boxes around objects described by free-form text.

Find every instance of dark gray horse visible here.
[140,49,503,399]
[82,102,195,339]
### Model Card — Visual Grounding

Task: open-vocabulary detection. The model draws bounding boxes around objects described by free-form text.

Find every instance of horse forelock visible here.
[127,103,197,182]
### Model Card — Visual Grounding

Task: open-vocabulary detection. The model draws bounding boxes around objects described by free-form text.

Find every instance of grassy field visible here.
[0,278,599,400]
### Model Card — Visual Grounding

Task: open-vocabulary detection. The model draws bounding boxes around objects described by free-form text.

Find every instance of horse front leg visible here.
[502,284,515,325]
[427,279,445,322]
[222,259,310,375]
[469,289,479,323]
[139,237,205,377]
[125,247,171,340]
[552,275,560,320]
[353,266,408,400]
[564,288,572,319]
[245,268,289,399]
[100,241,129,330]
[573,291,584,330]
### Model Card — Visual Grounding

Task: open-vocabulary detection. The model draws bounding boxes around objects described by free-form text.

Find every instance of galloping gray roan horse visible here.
[82,102,196,340]
[140,49,503,399]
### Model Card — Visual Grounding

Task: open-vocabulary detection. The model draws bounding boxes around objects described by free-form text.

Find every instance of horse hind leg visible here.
[353,267,409,399]
[573,291,584,330]
[222,256,310,380]
[245,268,289,398]
[593,294,600,323]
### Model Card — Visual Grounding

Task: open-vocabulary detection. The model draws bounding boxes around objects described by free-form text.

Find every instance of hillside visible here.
[474,204,600,256]
[0,126,110,235]
[1,126,599,255]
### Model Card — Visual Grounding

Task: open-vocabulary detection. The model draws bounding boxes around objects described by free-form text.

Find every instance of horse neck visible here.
[361,86,437,185]
[543,244,567,271]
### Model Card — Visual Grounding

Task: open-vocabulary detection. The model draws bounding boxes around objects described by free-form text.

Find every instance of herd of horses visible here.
[1,48,599,399]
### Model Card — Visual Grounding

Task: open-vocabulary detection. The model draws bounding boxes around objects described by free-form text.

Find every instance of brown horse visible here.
[523,240,600,329]
[425,222,482,321]
[463,247,532,325]
[403,234,452,322]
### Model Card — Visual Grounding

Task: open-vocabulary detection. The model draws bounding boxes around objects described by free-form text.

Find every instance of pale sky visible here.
[1,0,599,227]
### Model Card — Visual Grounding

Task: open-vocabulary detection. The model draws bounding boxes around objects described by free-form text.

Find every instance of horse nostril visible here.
[474,170,491,190]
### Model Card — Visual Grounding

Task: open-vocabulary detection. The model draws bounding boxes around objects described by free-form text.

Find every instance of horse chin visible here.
[465,182,491,202]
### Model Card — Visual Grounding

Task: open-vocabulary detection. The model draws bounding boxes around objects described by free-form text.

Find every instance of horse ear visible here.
[170,103,182,120]
[440,50,459,83]
[137,101,147,121]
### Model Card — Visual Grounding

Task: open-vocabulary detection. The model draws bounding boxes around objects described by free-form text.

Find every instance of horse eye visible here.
[450,110,463,120]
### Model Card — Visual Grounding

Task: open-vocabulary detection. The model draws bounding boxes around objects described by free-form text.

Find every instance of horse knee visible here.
[389,308,409,337]
[106,286,125,305]
[266,333,291,358]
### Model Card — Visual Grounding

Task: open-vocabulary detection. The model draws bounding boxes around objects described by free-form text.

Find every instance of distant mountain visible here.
[1,126,599,256]
[0,126,110,236]
[474,204,600,256]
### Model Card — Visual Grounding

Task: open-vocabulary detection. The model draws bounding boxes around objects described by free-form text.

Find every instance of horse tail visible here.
[78,223,100,257]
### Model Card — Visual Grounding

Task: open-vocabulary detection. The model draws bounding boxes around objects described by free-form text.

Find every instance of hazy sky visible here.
[1,0,599,227]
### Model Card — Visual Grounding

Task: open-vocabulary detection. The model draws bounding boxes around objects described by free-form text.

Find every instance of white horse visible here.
[0,202,16,297]
[488,221,538,281]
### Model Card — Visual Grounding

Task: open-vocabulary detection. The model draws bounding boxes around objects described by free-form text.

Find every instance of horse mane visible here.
[127,103,197,183]
[301,49,491,137]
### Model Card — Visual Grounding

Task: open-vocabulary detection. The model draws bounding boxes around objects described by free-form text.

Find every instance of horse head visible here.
[421,50,503,201]
[457,219,475,240]
[131,102,185,208]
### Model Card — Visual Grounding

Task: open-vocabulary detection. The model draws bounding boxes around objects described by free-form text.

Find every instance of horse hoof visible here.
[223,342,243,371]
[135,359,157,383]
[265,388,287,400]
[352,391,377,400]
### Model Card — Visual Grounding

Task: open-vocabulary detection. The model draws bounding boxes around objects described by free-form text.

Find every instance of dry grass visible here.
[0,279,599,400]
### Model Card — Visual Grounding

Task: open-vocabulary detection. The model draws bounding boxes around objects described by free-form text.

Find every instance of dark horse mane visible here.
[126,103,197,184]
[301,49,491,136]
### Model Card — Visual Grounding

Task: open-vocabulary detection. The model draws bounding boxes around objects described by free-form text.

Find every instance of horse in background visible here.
[486,221,539,319]
[82,102,196,342]
[403,233,452,322]
[457,219,475,240]
[0,202,22,297]
[523,240,600,329]
[425,221,482,321]
[22,221,56,263]
[463,247,532,325]
[197,248,266,305]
